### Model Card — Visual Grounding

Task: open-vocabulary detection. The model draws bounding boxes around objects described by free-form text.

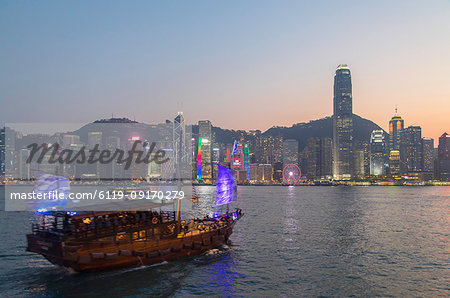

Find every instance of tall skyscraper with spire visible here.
[332,64,353,180]
[389,107,404,151]
[388,108,404,178]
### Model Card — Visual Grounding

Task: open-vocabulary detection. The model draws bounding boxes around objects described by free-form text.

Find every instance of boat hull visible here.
[27,221,237,272]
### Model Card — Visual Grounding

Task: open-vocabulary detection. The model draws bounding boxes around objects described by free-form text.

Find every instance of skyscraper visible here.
[173,112,190,179]
[282,139,298,166]
[370,130,387,176]
[389,109,404,151]
[88,132,102,149]
[400,126,423,174]
[437,132,450,181]
[198,120,212,182]
[303,137,333,180]
[332,64,353,180]
[388,150,401,178]
[0,128,5,178]
[422,138,434,180]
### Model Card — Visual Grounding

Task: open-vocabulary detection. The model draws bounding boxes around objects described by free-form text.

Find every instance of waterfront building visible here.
[369,130,387,176]
[18,148,30,180]
[400,126,423,174]
[388,150,401,178]
[0,128,5,177]
[0,127,17,179]
[422,138,434,180]
[321,137,333,178]
[173,113,185,164]
[332,64,353,180]
[198,120,212,182]
[355,140,370,176]
[248,164,258,181]
[173,112,191,180]
[257,164,273,182]
[353,150,365,178]
[303,137,333,180]
[304,138,321,180]
[236,170,248,184]
[273,161,283,182]
[160,148,175,180]
[437,132,450,181]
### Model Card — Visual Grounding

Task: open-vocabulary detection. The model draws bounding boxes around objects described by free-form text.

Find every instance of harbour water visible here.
[0,186,449,297]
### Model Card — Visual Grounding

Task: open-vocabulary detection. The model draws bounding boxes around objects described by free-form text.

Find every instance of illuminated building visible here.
[303,137,333,180]
[157,122,173,148]
[212,146,220,181]
[388,150,401,178]
[198,120,212,181]
[321,137,333,178]
[282,139,298,167]
[273,162,283,182]
[304,138,320,179]
[388,110,404,178]
[2,127,17,179]
[160,148,175,180]
[400,126,423,174]
[257,164,273,182]
[437,132,450,181]
[173,112,190,180]
[248,130,262,163]
[389,108,404,151]
[261,135,282,165]
[273,136,283,164]
[173,113,185,165]
[0,128,5,177]
[421,138,434,180]
[353,149,365,178]
[243,143,250,172]
[332,64,353,180]
[231,141,244,171]
[369,130,387,176]
[248,164,258,181]
[247,163,273,182]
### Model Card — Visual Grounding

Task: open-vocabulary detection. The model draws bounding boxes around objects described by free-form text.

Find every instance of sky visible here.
[1,1,449,141]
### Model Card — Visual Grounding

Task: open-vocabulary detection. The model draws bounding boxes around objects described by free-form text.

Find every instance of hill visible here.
[264,114,385,151]
[204,114,385,151]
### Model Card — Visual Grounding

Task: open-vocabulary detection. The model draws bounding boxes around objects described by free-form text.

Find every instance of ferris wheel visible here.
[282,164,302,184]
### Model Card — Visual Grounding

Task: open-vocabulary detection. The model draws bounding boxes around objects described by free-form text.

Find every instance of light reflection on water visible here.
[0,186,449,297]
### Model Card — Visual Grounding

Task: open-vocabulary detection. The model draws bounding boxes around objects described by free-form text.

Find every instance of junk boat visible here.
[26,165,243,272]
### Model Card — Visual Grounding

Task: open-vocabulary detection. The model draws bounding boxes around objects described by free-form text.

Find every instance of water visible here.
[0,186,449,297]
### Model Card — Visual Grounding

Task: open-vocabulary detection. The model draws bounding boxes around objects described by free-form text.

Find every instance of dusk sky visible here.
[1,1,449,141]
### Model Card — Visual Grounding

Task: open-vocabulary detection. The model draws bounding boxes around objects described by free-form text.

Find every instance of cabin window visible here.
[132,230,146,241]
[115,232,129,242]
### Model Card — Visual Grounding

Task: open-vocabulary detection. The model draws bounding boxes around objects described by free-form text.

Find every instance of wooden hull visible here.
[27,221,237,272]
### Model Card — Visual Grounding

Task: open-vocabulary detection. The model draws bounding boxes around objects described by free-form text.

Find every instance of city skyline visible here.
[1,1,449,142]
